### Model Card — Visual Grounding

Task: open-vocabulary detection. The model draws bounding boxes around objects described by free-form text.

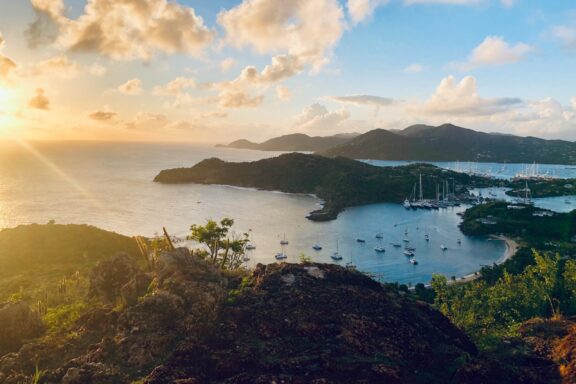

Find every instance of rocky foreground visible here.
[1,247,575,383]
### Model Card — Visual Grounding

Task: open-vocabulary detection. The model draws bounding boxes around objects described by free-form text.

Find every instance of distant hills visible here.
[220,124,576,165]
[217,133,359,152]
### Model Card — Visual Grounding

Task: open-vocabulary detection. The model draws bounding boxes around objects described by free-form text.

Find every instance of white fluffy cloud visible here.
[452,36,534,70]
[347,0,389,24]
[219,91,264,109]
[117,79,143,95]
[218,0,345,70]
[28,0,214,60]
[294,103,350,131]
[571,97,576,111]
[416,75,522,116]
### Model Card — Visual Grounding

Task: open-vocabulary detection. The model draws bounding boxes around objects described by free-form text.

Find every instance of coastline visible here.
[446,235,519,286]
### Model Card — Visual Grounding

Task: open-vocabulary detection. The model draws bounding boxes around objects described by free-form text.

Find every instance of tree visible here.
[188,218,249,270]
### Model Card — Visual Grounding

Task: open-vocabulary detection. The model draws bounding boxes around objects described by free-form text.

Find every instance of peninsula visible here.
[154,153,493,221]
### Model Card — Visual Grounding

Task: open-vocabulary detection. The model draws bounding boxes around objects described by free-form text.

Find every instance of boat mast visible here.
[419,173,423,201]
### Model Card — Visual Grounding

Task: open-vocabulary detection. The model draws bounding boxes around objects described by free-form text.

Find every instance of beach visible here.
[447,235,520,286]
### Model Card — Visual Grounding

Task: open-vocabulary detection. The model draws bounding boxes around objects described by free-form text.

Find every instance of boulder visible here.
[0,301,44,355]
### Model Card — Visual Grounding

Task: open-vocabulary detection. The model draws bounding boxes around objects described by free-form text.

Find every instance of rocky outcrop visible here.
[146,262,478,383]
[0,301,44,355]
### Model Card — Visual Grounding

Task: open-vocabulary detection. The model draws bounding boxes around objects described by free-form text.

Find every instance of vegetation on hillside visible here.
[154,153,494,220]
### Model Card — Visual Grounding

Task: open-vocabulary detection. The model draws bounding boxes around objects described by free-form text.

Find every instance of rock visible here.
[145,262,478,383]
[89,253,140,303]
[0,301,44,355]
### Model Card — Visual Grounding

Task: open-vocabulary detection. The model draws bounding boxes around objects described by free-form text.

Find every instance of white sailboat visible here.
[275,244,288,260]
[331,239,343,261]
[246,230,256,250]
[280,233,289,245]
[374,238,386,253]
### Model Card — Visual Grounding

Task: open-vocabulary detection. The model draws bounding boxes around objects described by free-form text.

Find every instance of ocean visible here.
[4,140,562,284]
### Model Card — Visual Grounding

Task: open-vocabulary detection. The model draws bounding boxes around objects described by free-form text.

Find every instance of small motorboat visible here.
[402,238,410,243]
[374,246,386,253]
[356,238,366,243]
[441,244,448,251]
[390,242,402,248]
[403,250,415,257]
[312,244,322,251]
[410,258,418,265]
[405,246,416,252]
[375,233,384,239]
[457,238,462,245]
[246,244,256,250]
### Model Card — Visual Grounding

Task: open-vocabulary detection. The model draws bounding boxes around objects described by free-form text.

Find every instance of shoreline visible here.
[446,235,519,286]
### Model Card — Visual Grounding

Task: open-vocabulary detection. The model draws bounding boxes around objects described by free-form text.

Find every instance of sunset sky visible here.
[0,0,575,142]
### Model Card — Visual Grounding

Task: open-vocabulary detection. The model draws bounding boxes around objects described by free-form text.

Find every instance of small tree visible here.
[188,218,249,270]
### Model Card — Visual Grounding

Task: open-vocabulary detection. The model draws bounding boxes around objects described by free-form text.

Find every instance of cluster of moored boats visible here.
[241,227,464,268]
[403,174,462,210]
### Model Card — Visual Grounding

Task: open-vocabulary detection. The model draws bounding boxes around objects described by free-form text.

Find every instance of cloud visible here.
[0,32,17,83]
[153,77,196,96]
[17,55,107,80]
[202,111,228,119]
[571,97,576,111]
[294,103,350,131]
[219,91,264,108]
[507,98,576,138]
[220,57,236,72]
[276,86,292,101]
[552,25,576,50]
[415,75,522,116]
[451,36,534,70]
[89,109,117,122]
[347,0,389,24]
[404,63,423,73]
[331,95,395,107]
[28,88,51,110]
[117,78,143,95]
[218,0,345,70]
[501,0,516,7]
[124,112,169,130]
[27,0,214,60]
[213,54,304,109]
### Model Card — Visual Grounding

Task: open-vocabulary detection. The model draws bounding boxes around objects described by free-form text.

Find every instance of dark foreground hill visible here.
[319,124,576,164]
[154,153,493,221]
[1,226,575,383]
[218,133,356,152]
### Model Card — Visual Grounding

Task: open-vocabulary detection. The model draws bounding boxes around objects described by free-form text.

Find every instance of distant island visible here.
[216,132,359,152]
[154,153,493,221]
[220,124,576,165]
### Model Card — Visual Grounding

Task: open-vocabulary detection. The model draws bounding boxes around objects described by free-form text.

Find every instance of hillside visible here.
[319,124,576,164]
[218,133,356,152]
[154,153,493,220]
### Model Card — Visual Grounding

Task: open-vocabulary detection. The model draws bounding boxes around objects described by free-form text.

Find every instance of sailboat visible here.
[374,238,386,253]
[403,250,415,257]
[346,252,356,270]
[275,244,288,260]
[331,240,343,261]
[375,232,384,239]
[390,242,402,248]
[280,233,289,245]
[246,231,256,250]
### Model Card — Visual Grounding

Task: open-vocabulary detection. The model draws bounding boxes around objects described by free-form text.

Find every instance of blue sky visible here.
[0,0,575,141]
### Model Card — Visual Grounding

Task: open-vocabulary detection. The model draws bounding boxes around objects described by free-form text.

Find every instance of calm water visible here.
[0,141,542,284]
